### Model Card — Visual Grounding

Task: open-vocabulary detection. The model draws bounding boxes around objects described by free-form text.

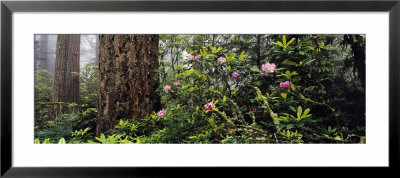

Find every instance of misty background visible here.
[34,34,181,76]
[34,35,99,74]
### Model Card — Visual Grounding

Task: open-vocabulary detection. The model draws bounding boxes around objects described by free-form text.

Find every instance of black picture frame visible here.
[1,0,399,177]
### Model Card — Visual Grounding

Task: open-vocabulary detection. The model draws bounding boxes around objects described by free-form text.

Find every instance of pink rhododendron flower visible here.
[217,57,227,63]
[232,72,239,79]
[204,102,216,110]
[188,54,201,61]
[173,81,181,86]
[194,54,201,60]
[261,72,268,76]
[315,62,319,66]
[251,108,257,113]
[163,85,171,91]
[157,109,166,118]
[280,81,291,89]
[261,63,276,73]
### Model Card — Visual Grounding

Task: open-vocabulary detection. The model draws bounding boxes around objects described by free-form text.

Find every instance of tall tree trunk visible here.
[53,34,81,105]
[94,36,99,65]
[39,35,49,70]
[256,34,262,67]
[66,35,81,103]
[96,35,160,136]
[348,35,366,87]
[34,35,40,71]
[47,35,57,74]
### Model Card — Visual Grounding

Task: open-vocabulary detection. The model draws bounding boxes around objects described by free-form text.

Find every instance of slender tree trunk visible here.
[34,35,40,71]
[170,35,175,71]
[94,36,99,65]
[211,34,215,46]
[39,35,49,70]
[256,34,261,66]
[348,35,366,86]
[53,34,81,105]
[96,35,160,136]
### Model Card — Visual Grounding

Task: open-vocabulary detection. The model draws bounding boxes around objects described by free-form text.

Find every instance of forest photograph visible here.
[34,34,366,144]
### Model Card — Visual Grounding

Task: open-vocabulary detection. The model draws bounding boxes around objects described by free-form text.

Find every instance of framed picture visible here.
[1,0,399,177]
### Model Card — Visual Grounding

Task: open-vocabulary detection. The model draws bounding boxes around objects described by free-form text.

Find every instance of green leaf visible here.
[282,35,287,46]
[274,116,286,121]
[301,58,315,66]
[289,106,296,112]
[211,46,222,53]
[206,54,217,59]
[299,51,305,55]
[304,114,312,118]
[34,138,40,144]
[334,136,343,141]
[301,108,311,118]
[200,49,207,57]
[43,139,51,144]
[297,106,302,119]
[287,124,294,130]
[239,51,246,60]
[307,46,315,50]
[359,136,365,144]
[286,38,295,47]
[290,83,296,91]
[275,41,284,47]
[250,66,262,73]
[224,54,229,60]
[281,93,287,99]
[285,70,291,77]
[224,53,236,61]
[229,53,236,61]
[58,137,66,144]
[97,133,106,143]
[284,60,298,66]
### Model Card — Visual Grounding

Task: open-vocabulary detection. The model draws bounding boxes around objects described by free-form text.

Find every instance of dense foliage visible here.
[34,34,365,144]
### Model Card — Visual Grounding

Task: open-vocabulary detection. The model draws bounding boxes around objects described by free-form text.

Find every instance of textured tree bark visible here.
[53,34,81,104]
[53,35,68,103]
[66,35,81,103]
[96,35,160,136]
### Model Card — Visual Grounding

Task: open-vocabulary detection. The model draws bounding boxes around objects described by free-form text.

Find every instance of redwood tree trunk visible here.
[66,35,81,103]
[53,34,81,104]
[96,35,159,136]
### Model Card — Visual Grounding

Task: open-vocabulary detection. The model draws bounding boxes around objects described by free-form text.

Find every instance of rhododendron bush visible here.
[146,34,366,143]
